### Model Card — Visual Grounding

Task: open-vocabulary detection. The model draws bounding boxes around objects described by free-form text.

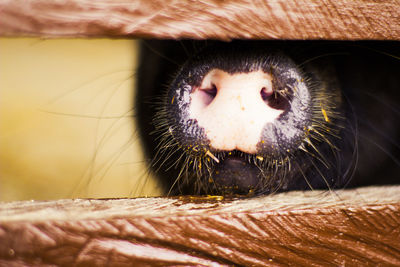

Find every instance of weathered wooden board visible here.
[1,186,400,266]
[1,1,399,266]
[0,0,399,40]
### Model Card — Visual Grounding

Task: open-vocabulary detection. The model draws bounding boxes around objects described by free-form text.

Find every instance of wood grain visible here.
[1,186,400,266]
[1,1,399,265]
[0,0,399,40]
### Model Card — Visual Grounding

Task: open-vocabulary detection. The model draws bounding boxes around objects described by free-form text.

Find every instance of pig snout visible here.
[187,69,292,194]
[157,44,341,196]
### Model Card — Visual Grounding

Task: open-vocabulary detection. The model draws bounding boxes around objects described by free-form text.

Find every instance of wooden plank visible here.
[0,0,399,40]
[1,186,400,266]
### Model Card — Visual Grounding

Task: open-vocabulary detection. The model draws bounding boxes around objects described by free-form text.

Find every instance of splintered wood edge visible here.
[0,0,399,40]
[1,186,400,266]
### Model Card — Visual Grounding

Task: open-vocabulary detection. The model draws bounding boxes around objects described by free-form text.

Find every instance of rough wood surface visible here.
[1,186,400,266]
[0,0,399,40]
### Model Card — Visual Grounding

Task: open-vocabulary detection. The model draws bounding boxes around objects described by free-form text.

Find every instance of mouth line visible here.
[219,149,250,159]
[211,150,260,167]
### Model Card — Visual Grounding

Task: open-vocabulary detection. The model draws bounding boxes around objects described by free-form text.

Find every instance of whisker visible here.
[359,133,400,168]
[298,52,349,67]
[295,161,314,191]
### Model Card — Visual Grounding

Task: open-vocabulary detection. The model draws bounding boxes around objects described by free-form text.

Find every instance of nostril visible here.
[261,87,289,111]
[269,93,289,110]
[199,83,217,106]
[260,87,272,101]
[204,83,217,98]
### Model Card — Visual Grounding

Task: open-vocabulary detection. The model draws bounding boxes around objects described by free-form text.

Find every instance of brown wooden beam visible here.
[0,0,399,40]
[1,186,400,266]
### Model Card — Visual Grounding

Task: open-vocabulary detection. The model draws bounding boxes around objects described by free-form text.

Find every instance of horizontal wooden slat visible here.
[0,0,399,40]
[1,186,400,266]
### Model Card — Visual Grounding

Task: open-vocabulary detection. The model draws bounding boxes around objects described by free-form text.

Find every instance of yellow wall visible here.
[0,38,161,201]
